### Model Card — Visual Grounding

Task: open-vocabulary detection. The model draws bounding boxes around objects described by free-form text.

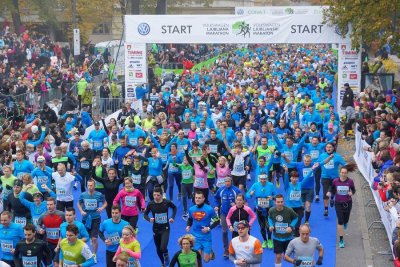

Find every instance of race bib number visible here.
[298,256,314,267]
[37,176,48,184]
[183,128,190,135]
[46,228,60,239]
[337,185,349,196]
[194,177,205,188]
[257,198,269,208]
[63,259,76,267]
[160,153,168,163]
[182,170,192,180]
[57,188,66,197]
[169,164,179,173]
[284,151,293,161]
[177,145,185,153]
[155,213,168,224]
[81,161,90,169]
[131,174,141,185]
[84,199,98,210]
[32,217,39,226]
[106,232,120,245]
[209,144,218,153]
[93,141,102,149]
[125,196,136,207]
[1,239,13,253]
[310,150,319,159]
[14,216,27,226]
[325,159,334,169]
[234,162,244,173]
[216,177,226,188]
[275,222,288,234]
[289,191,301,201]
[129,138,138,146]
[22,256,38,266]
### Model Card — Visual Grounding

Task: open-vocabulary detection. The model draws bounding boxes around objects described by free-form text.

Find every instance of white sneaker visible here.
[247,174,251,180]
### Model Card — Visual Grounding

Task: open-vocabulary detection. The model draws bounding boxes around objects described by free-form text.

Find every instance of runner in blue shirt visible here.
[316,143,346,217]
[186,190,219,262]
[282,164,317,236]
[99,205,129,267]
[13,150,35,180]
[246,173,276,249]
[59,207,89,242]
[87,121,109,156]
[0,211,25,266]
[78,179,107,262]
[31,156,53,198]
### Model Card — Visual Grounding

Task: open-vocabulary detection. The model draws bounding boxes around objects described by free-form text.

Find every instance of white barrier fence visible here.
[354,127,398,252]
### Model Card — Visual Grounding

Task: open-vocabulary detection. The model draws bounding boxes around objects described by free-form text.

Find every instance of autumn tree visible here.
[323,0,400,54]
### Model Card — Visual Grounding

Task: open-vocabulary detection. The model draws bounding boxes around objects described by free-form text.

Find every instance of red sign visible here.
[349,74,357,79]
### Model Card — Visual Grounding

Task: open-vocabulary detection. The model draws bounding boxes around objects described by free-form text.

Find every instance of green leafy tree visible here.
[323,0,400,53]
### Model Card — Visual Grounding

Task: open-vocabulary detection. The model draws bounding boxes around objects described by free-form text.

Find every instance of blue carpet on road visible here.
[71,176,337,267]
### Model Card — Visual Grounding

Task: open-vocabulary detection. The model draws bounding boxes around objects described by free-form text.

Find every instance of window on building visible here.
[92,23,111,35]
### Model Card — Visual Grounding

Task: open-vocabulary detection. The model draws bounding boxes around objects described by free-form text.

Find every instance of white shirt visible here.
[52,172,76,202]
[231,151,250,176]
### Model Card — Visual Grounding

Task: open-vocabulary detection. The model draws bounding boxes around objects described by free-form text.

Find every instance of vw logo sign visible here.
[138,23,150,35]
[335,25,349,36]
[236,9,244,15]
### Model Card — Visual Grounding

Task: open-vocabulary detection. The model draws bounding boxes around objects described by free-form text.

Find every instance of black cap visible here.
[94,121,100,126]
[237,221,249,228]
[14,180,23,187]
[111,134,117,140]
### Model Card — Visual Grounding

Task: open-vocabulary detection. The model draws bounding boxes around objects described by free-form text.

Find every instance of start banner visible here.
[125,14,351,44]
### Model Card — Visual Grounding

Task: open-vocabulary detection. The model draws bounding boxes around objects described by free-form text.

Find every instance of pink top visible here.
[193,164,209,189]
[113,188,145,216]
[225,205,257,228]
[187,130,197,140]
[216,164,231,178]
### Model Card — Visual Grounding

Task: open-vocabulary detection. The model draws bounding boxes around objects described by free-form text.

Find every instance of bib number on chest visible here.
[84,199,98,210]
[257,198,270,208]
[194,177,205,188]
[125,196,137,207]
[275,222,288,234]
[14,216,27,226]
[155,213,168,224]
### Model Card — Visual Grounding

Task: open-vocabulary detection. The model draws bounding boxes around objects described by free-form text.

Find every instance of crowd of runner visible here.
[0,25,370,267]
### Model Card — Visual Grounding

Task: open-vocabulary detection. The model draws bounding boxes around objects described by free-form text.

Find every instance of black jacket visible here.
[341,88,354,108]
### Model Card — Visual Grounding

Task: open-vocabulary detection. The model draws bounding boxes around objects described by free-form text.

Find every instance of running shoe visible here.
[344,223,348,230]
[330,199,334,207]
[339,240,345,248]
[267,239,273,249]
[163,253,170,266]
[315,195,320,202]
[247,173,251,180]
[262,240,267,249]
[210,250,215,260]
[276,177,281,188]
[223,249,229,259]
[305,221,309,225]
[163,193,167,199]
[182,212,189,221]
[135,227,139,234]
[324,209,328,217]
[94,254,97,264]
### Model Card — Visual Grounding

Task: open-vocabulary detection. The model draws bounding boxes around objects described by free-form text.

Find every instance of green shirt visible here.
[173,250,201,267]
[176,164,194,184]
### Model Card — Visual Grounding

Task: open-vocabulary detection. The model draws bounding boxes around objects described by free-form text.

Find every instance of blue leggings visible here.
[168,172,182,200]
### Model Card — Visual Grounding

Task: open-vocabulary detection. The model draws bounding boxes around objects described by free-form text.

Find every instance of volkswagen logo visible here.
[236,9,244,15]
[335,25,349,36]
[138,23,150,35]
